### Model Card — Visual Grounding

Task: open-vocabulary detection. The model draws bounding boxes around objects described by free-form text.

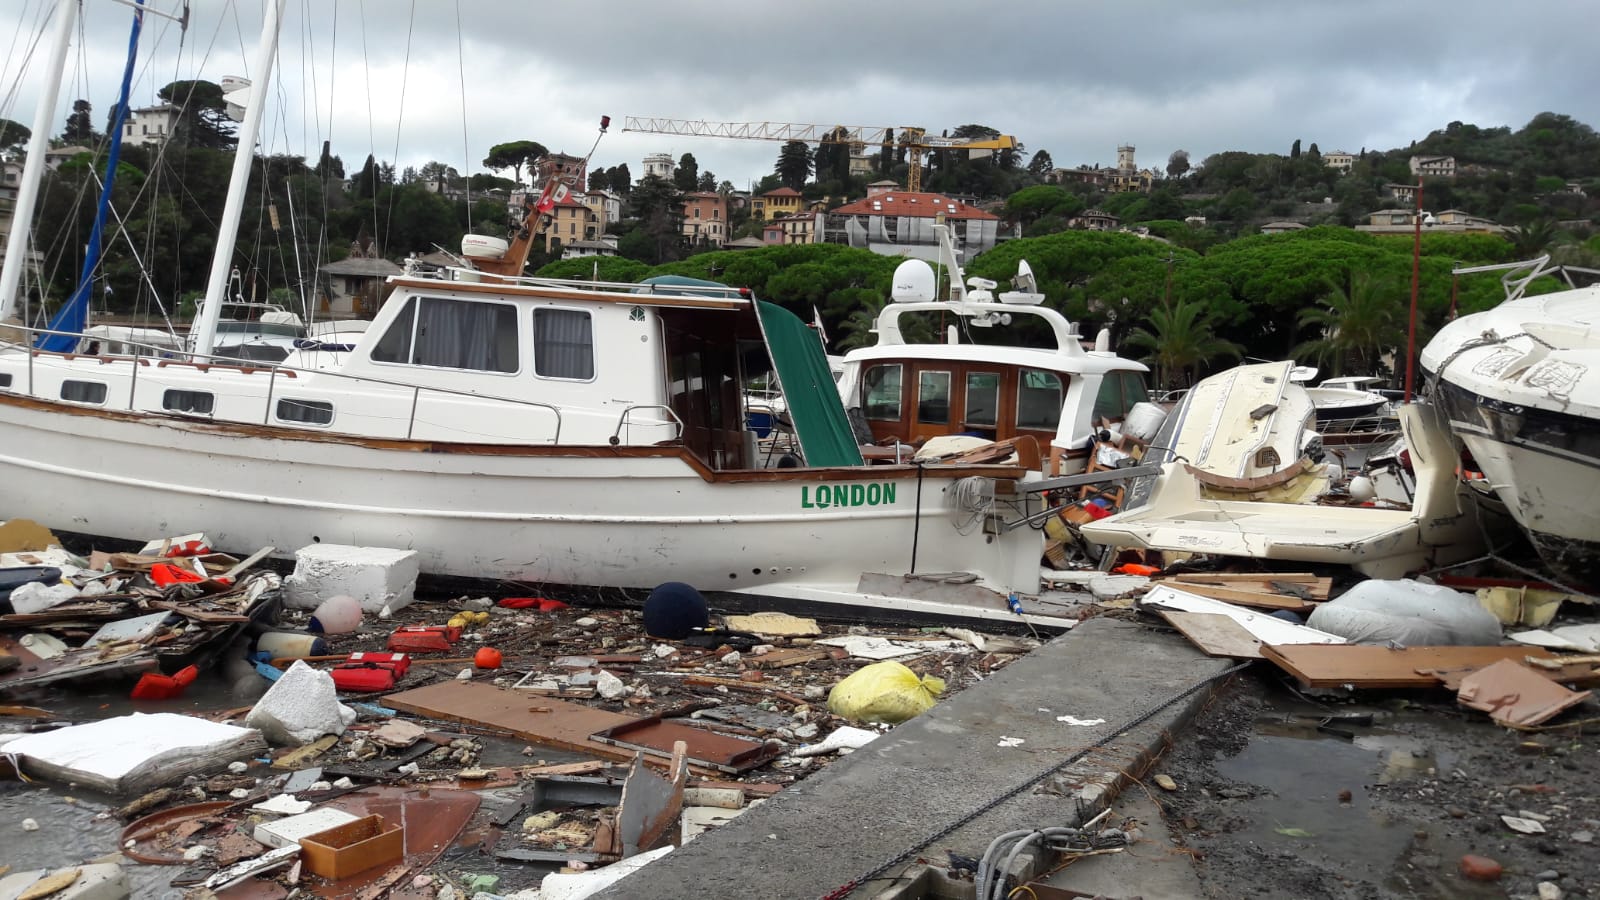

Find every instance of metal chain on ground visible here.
[817,659,1254,900]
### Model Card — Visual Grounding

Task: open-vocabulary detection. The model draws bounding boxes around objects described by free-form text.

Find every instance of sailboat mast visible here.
[0,0,78,323]
[189,0,287,357]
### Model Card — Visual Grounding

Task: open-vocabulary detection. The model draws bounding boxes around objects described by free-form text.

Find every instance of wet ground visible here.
[1153,668,1600,899]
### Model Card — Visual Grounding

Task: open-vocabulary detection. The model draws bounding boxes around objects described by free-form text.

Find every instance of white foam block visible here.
[245,661,356,746]
[281,544,419,613]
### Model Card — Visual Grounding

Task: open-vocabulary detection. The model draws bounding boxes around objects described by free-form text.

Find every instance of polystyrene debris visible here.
[245,660,356,746]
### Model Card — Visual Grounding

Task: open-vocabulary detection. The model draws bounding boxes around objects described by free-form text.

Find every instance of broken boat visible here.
[1420,258,1600,588]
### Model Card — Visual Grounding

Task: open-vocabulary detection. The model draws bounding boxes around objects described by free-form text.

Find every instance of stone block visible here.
[282,544,418,613]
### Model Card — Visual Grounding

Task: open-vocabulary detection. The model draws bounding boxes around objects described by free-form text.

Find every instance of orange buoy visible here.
[474,647,503,669]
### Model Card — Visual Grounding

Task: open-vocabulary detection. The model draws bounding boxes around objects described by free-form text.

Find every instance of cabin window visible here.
[1093,374,1125,422]
[163,389,215,415]
[917,370,951,424]
[533,308,595,380]
[1016,369,1064,431]
[965,372,999,427]
[0,372,11,390]
[277,398,334,425]
[862,364,902,421]
[60,380,107,405]
[1120,372,1151,412]
[370,296,518,373]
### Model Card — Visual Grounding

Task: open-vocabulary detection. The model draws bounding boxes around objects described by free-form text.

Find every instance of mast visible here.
[189,0,287,357]
[0,0,78,323]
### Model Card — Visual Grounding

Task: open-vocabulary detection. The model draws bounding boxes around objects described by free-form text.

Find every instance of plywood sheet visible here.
[1457,659,1593,727]
[1141,586,1344,647]
[1159,611,1264,659]
[384,681,776,772]
[1262,644,1559,689]
[1162,580,1313,612]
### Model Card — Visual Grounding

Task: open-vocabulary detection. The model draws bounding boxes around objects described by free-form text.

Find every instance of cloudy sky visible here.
[2,0,1595,189]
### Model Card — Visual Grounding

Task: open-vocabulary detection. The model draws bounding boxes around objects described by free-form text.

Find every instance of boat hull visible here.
[0,394,1042,608]
[1434,379,1600,587]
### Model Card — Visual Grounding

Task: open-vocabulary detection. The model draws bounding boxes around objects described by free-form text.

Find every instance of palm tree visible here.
[1293,272,1404,377]
[1507,219,1559,259]
[1124,299,1244,390]
[836,296,937,351]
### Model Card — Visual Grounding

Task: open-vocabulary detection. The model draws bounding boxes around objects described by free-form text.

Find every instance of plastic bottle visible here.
[253,632,329,660]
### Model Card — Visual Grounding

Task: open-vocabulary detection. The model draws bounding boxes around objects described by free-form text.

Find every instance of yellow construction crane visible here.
[621,117,1016,193]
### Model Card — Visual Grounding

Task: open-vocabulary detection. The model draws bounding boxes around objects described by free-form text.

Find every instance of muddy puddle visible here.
[1158,679,1528,899]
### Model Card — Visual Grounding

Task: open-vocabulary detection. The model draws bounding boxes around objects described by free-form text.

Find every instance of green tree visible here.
[625,175,685,264]
[1027,150,1054,178]
[157,80,235,149]
[1124,300,1244,389]
[674,153,700,192]
[696,169,716,192]
[776,140,813,191]
[481,140,547,186]
[608,163,632,194]
[0,117,31,153]
[1292,272,1405,377]
[1166,149,1190,179]
[1507,219,1558,257]
[63,100,98,144]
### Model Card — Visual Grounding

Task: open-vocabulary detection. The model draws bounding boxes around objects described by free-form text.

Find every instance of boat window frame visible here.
[531,305,598,383]
[1016,368,1065,432]
[916,369,952,425]
[276,398,335,427]
[1120,371,1151,414]
[0,372,11,390]
[963,370,1001,429]
[367,294,522,376]
[162,388,216,416]
[59,379,108,406]
[862,362,903,422]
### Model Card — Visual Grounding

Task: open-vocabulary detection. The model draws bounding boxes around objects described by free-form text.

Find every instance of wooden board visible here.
[384,681,775,772]
[1262,644,1560,689]
[1163,580,1314,612]
[1159,611,1264,659]
[1163,573,1333,601]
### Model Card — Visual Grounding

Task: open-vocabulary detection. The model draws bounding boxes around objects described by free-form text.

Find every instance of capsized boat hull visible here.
[0,393,1045,622]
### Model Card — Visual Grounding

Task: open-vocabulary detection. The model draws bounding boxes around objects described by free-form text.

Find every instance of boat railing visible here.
[608,404,684,446]
[1,326,566,443]
[437,267,751,300]
[1318,411,1402,437]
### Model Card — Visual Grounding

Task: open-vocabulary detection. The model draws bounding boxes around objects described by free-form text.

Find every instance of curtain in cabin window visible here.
[412,298,517,372]
[533,308,595,379]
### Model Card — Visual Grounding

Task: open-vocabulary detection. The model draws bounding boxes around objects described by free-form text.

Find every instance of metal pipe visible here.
[0,0,77,322]
[190,0,287,356]
[1405,181,1423,402]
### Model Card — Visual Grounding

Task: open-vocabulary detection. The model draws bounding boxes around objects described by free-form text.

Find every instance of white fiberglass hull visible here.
[0,395,1042,614]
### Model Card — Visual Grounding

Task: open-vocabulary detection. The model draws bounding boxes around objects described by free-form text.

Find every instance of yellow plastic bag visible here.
[827,661,946,725]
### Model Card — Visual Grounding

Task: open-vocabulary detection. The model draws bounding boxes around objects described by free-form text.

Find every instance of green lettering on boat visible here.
[800,482,897,508]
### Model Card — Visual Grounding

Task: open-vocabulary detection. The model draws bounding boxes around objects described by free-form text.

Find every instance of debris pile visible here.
[0,524,1038,897]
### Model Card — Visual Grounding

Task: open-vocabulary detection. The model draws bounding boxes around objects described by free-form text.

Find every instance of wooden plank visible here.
[1166,573,1332,600]
[1159,611,1263,660]
[384,681,775,772]
[1262,644,1560,689]
[1164,580,1314,612]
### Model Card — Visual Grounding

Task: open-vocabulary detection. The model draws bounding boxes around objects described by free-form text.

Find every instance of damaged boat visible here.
[1080,361,1487,577]
[1421,259,1600,587]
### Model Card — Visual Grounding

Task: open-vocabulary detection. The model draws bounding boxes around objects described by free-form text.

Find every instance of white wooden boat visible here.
[1420,267,1600,587]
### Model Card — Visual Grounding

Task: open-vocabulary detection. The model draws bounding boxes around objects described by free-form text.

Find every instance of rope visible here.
[816,660,1251,899]
[949,475,995,535]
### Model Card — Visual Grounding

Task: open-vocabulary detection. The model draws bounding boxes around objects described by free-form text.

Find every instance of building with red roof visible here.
[821,189,1001,260]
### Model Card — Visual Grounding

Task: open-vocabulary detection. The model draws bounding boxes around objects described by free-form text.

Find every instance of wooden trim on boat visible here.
[1184,457,1318,491]
[0,392,1024,484]
[388,277,747,310]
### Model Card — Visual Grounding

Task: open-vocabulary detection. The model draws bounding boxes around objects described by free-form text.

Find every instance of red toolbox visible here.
[331,651,412,692]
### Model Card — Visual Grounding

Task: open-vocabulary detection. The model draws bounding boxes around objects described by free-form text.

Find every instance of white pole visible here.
[190,0,286,357]
[0,0,78,323]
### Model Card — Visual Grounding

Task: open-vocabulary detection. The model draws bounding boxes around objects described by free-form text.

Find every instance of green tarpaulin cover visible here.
[755,300,863,468]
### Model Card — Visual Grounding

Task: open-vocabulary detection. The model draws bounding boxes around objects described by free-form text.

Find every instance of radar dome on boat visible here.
[461,234,509,260]
[891,259,937,303]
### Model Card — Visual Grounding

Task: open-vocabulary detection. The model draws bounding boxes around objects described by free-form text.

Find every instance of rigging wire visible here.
[356,0,378,248]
